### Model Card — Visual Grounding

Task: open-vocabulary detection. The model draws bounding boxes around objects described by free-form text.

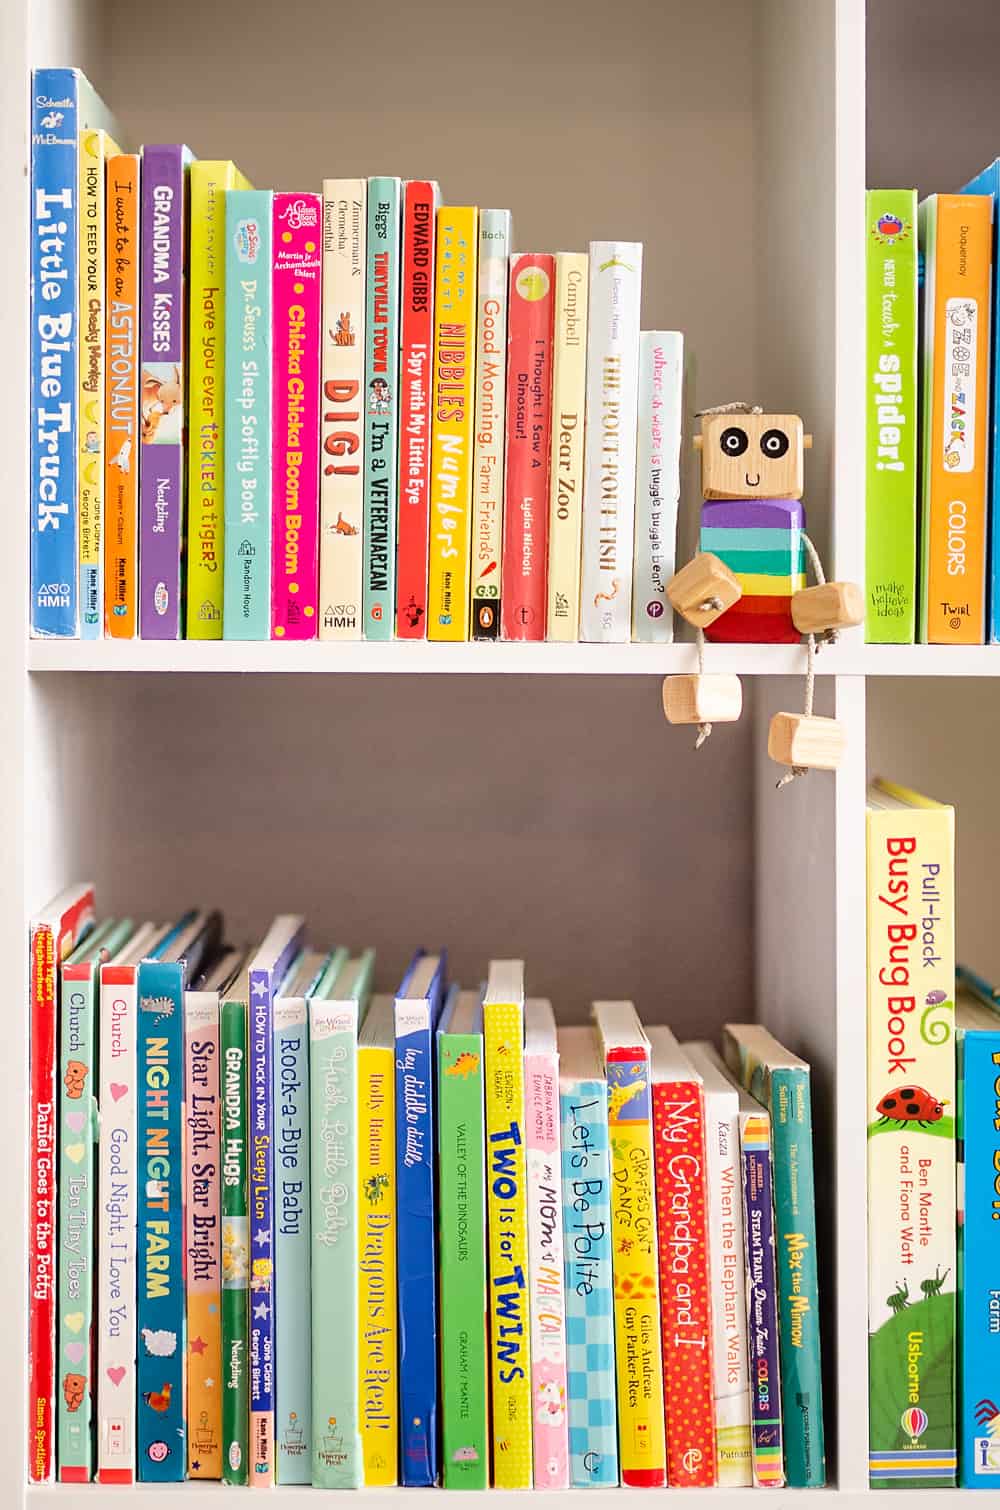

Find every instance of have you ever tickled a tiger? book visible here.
[310,949,376,1488]
[395,950,447,1484]
[137,911,223,1483]
[867,779,956,1487]
[592,1000,666,1488]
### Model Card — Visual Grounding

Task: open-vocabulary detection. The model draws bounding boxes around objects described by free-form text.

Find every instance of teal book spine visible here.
[274,999,312,1482]
[362,176,402,639]
[309,1002,360,1485]
[223,189,273,639]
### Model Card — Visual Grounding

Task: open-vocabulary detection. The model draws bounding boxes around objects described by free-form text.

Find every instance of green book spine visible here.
[865,189,918,642]
[437,1027,489,1488]
[221,998,250,1485]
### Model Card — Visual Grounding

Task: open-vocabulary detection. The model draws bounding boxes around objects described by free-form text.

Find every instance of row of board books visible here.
[27,891,827,1489]
[865,777,1000,1488]
[30,67,685,648]
[866,170,1000,645]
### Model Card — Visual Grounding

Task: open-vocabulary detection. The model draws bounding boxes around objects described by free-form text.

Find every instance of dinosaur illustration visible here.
[444,1051,480,1079]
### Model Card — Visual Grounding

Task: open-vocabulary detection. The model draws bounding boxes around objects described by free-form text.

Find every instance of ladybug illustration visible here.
[875,1086,947,1127]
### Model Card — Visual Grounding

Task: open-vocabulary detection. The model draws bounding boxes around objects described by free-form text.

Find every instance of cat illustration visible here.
[333,512,358,537]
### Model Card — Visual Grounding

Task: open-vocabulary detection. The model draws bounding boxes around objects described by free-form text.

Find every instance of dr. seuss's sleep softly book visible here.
[866,780,956,1486]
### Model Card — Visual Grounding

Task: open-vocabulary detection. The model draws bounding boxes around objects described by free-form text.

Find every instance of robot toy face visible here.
[698,412,807,501]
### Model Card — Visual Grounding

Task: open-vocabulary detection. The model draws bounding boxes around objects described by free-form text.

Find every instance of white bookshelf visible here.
[8,0,1000,1503]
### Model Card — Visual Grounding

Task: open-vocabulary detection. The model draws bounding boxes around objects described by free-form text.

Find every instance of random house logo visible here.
[279,198,318,231]
[234,218,260,265]
[872,211,912,245]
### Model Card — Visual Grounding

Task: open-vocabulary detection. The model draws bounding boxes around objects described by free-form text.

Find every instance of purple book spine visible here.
[139,145,190,639]
[741,1126,784,1487]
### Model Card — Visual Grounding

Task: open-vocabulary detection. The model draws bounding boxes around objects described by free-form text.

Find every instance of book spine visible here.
[249,964,277,1484]
[483,998,532,1486]
[396,181,439,638]
[867,803,956,1485]
[428,206,479,640]
[438,1030,488,1488]
[363,178,402,639]
[271,192,321,639]
[919,193,992,643]
[220,1000,250,1485]
[470,209,511,639]
[98,964,140,1482]
[104,153,141,638]
[57,962,98,1479]
[765,1066,825,1486]
[78,130,112,637]
[185,995,223,1477]
[605,1047,666,1485]
[223,191,273,639]
[395,1005,439,1483]
[958,1030,1000,1483]
[502,255,555,641]
[865,189,918,642]
[651,1078,716,1486]
[560,1076,618,1487]
[546,253,588,641]
[632,332,682,643]
[357,1042,398,1486]
[525,1046,568,1486]
[310,1008,360,1486]
[274,1001,312,1483]
[579,242,643,642]
[701,1088,752,1485]
[186,163,234,638]
[139,146,187,640]
[30,70,81,636]
[136,961,186,1482]
[319,180,366,640]
[740,1112,784,1487]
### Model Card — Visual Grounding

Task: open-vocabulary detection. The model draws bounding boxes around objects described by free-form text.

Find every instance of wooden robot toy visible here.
[662,404,863,783]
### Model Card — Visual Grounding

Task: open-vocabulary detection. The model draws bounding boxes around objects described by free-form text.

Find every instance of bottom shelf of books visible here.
[25,896,829,1493]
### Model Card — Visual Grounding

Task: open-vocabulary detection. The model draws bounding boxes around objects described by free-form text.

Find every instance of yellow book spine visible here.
[427,206,478,640]
[187,161,252,638]
[357,1043,398,1486]
[78,130,118,638]
[546,252,588,641]
[606,1052,667,1486]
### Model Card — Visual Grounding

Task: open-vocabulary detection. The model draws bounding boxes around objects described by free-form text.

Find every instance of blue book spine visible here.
[394,968,444,1484]
[274,1002,312,1483]
[30,69,82,636]
[962,161,1000,643]
[959,1029,1000,1485]
[223,190,273,639]
[362,177,402,640]
[560,1076,619,1487]
[136,961,186,1481]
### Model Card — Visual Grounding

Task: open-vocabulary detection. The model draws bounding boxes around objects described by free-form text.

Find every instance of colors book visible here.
[357,995,399,1485]
[437,987,488,1489]
[470,209,511,639]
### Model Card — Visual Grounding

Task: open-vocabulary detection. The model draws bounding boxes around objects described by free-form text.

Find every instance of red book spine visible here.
[28,891,94,1483]
[652,1078,717,1487]
[396,180,438,638]
[502,254,555,640]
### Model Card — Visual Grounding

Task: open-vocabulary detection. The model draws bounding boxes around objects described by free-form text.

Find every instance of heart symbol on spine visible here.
[65,1342,85,1365]
[64,1313,84,1334]
[64,1143,86,1165]
[109,1083,128,1102]
[106,1366,126,1387]
[66,1111,85,1134]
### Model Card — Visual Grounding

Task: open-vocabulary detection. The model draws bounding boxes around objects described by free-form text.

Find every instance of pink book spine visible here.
[525,1047,569,1488]
[271,193,322,639]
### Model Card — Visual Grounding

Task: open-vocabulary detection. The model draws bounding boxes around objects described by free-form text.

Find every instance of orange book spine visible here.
[920,193,992,643]
[104,153,141,637]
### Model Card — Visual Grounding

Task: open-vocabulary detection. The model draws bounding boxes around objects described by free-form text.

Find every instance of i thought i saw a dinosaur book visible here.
[866,779,956,1487]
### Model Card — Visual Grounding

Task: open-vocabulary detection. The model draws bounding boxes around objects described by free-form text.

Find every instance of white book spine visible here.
[579,241,642,642]
[525,1045,569,1487]
[470,209,511,638]
[703,1085,753,1487]
[631,331,682,642]
[97,968,139,1481]
[546,253,589,641]
[320,180,367,640]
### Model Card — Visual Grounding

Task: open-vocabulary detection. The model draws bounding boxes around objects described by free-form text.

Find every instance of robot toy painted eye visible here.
[720,426,749,456]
